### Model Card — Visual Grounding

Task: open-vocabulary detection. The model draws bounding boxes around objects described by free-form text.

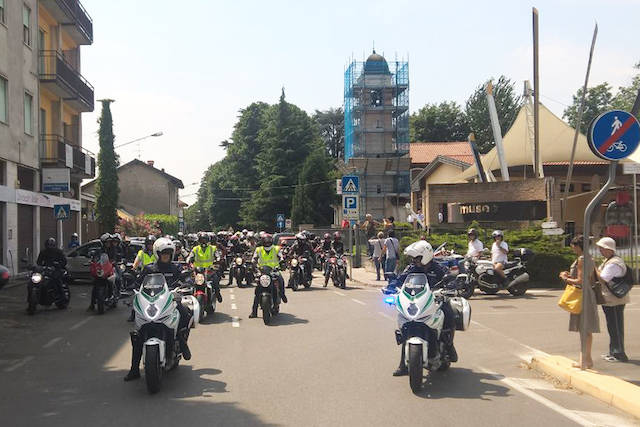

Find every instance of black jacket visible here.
[331,240,345,255]
[36,247,67,268]
[138,261,183,289]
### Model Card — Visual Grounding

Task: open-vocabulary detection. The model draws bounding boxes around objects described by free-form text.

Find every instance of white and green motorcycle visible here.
[133,273,195,393]
[386,273,471,393]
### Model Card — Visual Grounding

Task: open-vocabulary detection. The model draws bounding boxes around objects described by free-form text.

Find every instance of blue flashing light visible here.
[384,296,395,304]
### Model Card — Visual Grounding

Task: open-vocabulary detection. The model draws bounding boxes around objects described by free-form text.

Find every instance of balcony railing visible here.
[40,134,95,178]
[41,0,93,44]
[39,50,94,112]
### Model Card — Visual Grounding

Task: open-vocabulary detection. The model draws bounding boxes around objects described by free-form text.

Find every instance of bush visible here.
[143,214,179,236]
[116,214,160,239]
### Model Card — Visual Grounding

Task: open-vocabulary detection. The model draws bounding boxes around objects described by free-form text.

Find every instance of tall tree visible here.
[291,149,335,226]
[95,99,119,232]
[465,76,521,153]
[612,62,640,112]
[563,82,613,134]
[410,101,470,142]
[313,107,344,160]
[204,161,242,229]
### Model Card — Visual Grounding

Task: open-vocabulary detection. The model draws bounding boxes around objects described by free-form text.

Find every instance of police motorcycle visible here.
[383,273,471,393]
[256,265,283,325]
[27,262,70,315]
[459,248,533,296]
[132,272,196,393]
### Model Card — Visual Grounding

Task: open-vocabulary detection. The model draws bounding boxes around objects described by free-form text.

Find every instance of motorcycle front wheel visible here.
[289,275,299,291]
[508,284,527,296]
[96,286,105,314]
[145,345,163,394]
[408,343,423,394]
[459,282,474,299]
[27,286,37,315]
[196,295,205,322]
[261,294,272,325]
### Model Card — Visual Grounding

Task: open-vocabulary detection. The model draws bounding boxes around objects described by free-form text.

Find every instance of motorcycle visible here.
[256,265,282,325]
[190,267,215,322]
[27,263,70,315]
[288,255,311,291]
[229,252,254,287]
[0,264,10,290]
[459,248,533,296]
[132,273,195,393]
[89,251,119,314]
[324,251,347,289]
[383,273,471,393]
[433,242,464,277]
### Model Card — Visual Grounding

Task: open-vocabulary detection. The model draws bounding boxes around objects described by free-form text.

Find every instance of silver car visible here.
[66,240,143,281]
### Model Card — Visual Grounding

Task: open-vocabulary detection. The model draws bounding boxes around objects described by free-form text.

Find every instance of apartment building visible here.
[0,0,94,273]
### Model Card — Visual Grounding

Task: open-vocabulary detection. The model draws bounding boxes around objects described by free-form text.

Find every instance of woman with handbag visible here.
[368,232,385,281]
[594,237,630,363]
[559,235,599,369]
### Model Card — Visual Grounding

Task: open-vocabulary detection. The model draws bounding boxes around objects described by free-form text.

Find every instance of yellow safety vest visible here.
[192,244,216,268]
[137,250,157,267]
[256,246,280,268]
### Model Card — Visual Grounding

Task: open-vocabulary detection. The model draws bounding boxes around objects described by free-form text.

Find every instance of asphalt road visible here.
[0,274,638,427]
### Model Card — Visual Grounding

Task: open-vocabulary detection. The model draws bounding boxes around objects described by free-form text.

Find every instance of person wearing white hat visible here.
[594,237,630,363]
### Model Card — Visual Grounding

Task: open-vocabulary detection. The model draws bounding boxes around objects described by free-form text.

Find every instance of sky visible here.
[79,0,640,205]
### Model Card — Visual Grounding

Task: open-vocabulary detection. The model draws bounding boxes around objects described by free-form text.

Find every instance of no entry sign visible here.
[588,110,640,161]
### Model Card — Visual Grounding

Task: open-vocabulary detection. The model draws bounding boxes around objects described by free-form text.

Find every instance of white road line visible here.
[69,317,92,331]
[334,291,346,296]
[377,311,393,320]
[477,366,598,427]
[231,303,237,310]
[42,337,62,349]
[351,298,366,305]
[231,316,240,328]
[4,356,34,373]
[572,411,638,427]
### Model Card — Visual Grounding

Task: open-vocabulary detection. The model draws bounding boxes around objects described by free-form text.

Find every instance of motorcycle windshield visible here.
[402,274,429,297]
[141,273,167,297]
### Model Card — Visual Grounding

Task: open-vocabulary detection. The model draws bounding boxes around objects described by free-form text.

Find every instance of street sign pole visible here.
[634,173,639,284]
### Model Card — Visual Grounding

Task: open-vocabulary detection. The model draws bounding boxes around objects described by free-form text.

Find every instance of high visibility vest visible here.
[137,250,157,267]
[192,244,216,268]
[257,246,280,268]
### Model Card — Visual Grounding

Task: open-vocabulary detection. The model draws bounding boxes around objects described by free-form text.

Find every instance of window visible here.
[582,183,592,192]
[24,92,33,135]
[0,76,6,123]
[0,0,5,25]
[23,5,31,46]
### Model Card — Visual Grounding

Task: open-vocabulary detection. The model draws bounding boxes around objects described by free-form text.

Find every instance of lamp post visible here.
[114,131,163,158]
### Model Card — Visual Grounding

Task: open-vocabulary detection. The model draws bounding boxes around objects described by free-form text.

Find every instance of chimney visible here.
[147,160,154,167]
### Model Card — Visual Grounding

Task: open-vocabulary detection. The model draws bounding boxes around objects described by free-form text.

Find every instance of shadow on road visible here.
[415,367,510,400]
[269,312,309,327]
[203,311,235,325]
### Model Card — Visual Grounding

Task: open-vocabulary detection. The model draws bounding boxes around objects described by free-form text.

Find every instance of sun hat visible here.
[596,237,616,252]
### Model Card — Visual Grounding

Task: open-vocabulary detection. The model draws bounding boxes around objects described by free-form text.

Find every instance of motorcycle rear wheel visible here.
[408,344,423,394]
[459,283,474,299]
[508,285,527,296]
[145,345,163,394]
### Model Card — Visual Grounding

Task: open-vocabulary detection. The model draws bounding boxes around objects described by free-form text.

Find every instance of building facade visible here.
[0,0,94,273]
[344,51,411,221]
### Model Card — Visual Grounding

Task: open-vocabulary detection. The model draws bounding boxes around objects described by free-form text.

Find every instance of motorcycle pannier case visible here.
[449,297,471,331]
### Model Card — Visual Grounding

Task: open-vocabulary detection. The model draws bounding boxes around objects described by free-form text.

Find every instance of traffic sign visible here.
[588,110,640,161]
[543,228,564,236]
[342,195,359,220]
[276,213,285,229]
[341,175,359,194]
[541,221,558,229]
[54,204,70,221]
[623,162,640,175]
[285,218,292,230]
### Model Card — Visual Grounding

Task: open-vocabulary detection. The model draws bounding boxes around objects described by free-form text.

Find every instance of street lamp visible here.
[114,131,164,149]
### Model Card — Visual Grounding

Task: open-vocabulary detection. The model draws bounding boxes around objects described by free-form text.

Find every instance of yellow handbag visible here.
[558,284,582,314]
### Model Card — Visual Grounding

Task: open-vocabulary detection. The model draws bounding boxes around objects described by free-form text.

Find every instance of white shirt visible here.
[368,238,385,258]
[467,239,484,257]
[491,241,509,264]
[600,261,625,282]
[385,237,400,259]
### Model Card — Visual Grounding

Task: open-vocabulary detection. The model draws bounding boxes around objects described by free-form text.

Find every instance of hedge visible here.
[143,214,179,236]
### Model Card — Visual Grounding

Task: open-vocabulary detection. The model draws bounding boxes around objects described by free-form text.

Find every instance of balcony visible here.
[39,51,94,112]
[40,0,93,45]
[40,134,95,179]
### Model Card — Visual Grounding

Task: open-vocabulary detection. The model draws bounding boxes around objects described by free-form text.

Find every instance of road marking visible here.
[231,303,237,310]
[351,298,366,305]
[572,411,638,427]
[230,294,236,300]
[69,317,92,331]
[4,356,34,373]
[508,377,566,392]
[334,291,345,296]
[231,316,240,327]
[477,366,598,427]
[378,311,393,320]
[42,337,62,349]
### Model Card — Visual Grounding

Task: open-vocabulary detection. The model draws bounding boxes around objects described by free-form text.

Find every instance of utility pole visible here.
[532,7,541,178]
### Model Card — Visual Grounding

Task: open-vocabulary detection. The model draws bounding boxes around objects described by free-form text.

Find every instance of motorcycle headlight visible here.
[235,257,243,265]
[291,259,299,267]
[97,269,104,278]
[146,304,158,318]
[31,272,43,283]
[195,273,205,285]
[119,264,126,272]
[337,259,344,266]
[259,275,271,287]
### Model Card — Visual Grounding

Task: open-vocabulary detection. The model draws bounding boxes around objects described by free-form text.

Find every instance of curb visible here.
[530,355,640,419]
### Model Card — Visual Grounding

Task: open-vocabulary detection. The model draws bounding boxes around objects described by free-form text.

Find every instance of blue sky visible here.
[80,0,640,204]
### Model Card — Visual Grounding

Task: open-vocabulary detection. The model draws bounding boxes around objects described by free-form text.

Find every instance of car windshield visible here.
[141,273,167,297]
[402,273,428,296]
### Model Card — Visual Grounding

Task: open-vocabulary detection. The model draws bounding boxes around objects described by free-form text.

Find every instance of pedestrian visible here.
[382,230,400,274]
[383,216,395,232]
[594,237,630,363]
[416,209,425,229]
[361,214,379,258]
[341,218,350,230]
[407,213,415,229]
[559,235,599,370]
[368,232,385,280]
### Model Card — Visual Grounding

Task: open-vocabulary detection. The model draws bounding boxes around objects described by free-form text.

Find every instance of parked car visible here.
[66,240,143,282]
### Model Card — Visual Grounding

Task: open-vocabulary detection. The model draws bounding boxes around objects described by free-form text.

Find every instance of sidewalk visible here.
[349,266,385,288]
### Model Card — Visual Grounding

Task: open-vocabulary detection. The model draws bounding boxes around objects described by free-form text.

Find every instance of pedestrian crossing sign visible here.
[341,175,359,194]
[54,204,70,221]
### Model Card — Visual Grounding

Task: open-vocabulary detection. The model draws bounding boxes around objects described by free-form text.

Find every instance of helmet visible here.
[295,232,306,240]
[198,232,209,244]
[404,240,434,265]
[45,237,57,249]
[71,232,79,239]
[467,228,478,238]
[247,231,255,238]
[263,234,273,248]
[111,233,122,242]
[492,230,504,238]
[323,233,330,240]
[153,237,175,261]
[145,235,156,246]
[177,232,184,238]
[100,233,111,245]
[242,229,248,235]
[333,232,341,241]
[173,239,182,247]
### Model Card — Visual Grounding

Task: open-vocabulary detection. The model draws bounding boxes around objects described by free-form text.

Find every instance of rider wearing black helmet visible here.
[36,237,68,299]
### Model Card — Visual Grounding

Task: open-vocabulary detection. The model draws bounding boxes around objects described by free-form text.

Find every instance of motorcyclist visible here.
[331,232,345,255]
[177,231,187,250]
[124,238,193,382]
[249,234,287,318]
[384,240,458,376]
[466,228,484,259]
[320,233,332,252]
[173,240,189,262]
[87,233,120,312]
[68,232,80,249]
[133,235,157,270]
[36,237,67,298]
[187,232,223,303]
[289,232,313,283]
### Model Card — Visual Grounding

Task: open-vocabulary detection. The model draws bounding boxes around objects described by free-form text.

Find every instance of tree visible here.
[563,82,613,134]
[204,161,243,229]
[612,62,640,112]
[465,76,521,153]
[410,101,470,142]
[95,99,119,232]
[313,108,344,160]
[291,150,335,226]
